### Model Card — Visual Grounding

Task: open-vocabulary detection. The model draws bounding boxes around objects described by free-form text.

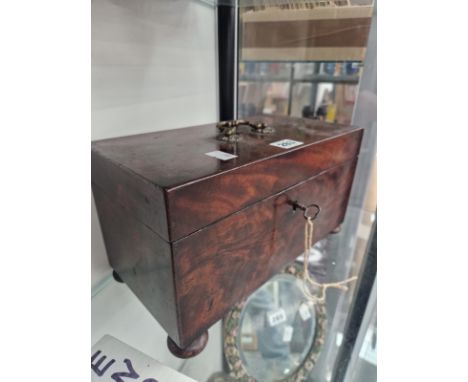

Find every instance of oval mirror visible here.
[224,263,326,381]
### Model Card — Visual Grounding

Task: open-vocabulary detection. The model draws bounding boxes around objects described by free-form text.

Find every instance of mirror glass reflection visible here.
[238,274,316,381]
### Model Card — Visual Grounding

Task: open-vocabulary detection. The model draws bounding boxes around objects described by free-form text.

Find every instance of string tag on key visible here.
[295,204,357,304]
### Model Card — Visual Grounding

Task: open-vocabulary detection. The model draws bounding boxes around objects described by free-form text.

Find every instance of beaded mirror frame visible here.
[223,262,327,382]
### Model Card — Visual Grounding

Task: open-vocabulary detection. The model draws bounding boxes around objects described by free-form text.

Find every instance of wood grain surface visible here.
[92,115,362,241]
[167,128,362,240]
[91,116,363,349]
[173,159,357,345]
[92,184,180,345]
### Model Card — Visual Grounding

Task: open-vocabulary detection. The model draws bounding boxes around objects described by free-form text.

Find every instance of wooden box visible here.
[92,115,363,356]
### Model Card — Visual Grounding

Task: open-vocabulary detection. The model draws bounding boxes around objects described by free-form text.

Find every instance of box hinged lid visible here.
[91,115,363,242]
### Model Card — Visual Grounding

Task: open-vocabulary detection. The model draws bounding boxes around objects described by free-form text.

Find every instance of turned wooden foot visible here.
[331,225,342,234]
[167,331,209,359]
[112,270,124,283]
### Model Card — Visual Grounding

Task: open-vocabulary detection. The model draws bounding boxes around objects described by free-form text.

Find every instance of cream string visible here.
[302,217,358,303]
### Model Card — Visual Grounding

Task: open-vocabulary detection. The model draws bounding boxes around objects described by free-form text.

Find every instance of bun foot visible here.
[112,270,124,283]
[167,331,209,359]
[331,225,342,234]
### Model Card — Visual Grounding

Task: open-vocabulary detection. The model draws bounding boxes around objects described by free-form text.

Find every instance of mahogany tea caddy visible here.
[91,115,363,357]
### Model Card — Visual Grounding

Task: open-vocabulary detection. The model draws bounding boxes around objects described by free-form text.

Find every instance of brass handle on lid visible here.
[216,120,244,142]
[216,119,273,142]
[249,121,268,132]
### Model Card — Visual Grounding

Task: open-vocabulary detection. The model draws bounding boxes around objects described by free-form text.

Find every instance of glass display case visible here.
[92,0,377,381]
[237,0,374,125]
[343,279,377,382]
[228,2,377,381]
[239,61,362,124]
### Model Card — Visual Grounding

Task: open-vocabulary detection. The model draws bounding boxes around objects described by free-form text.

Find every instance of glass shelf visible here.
[92,271,225,381]
[198,0,374,7]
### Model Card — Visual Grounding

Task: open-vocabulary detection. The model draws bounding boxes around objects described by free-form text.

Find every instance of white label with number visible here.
[299,303,312,321]
[282,325,294,343]
[270,139,303,149]
[205,150,237,161]
[267,308,287,327]
[91,335,196,382]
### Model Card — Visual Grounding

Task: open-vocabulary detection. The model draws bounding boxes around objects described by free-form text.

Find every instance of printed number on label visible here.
[270,139,303,149]
[267,308,287,327]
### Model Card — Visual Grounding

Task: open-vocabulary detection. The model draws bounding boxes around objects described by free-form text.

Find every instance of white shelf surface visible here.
[92,279,223,381]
